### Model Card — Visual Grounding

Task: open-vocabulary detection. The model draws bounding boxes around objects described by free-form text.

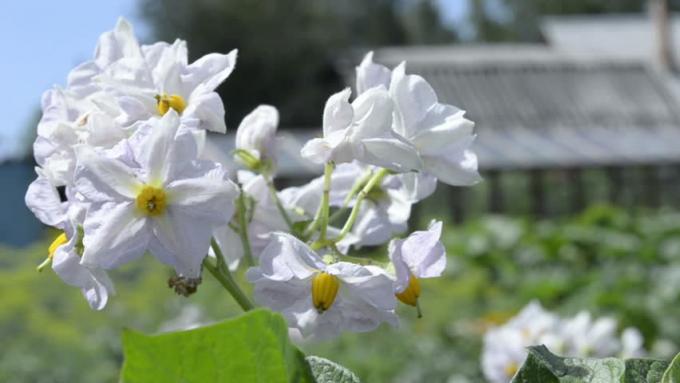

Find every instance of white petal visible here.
[350,86,393,139]
[184,49,237,92]
[81,201,151,269]
[356,51,392,94]
[150,209,213,278]
[389,63,438,138]
[94,17,141,68]
[411,112,475,155]
[166,168,238,225]
[185,89,227,133]
[401,220,446,279]
[25,171,66,227]
[53,246,115,310]
[75,146,142,200]
[423,146,482,186]
[249,232,325,281]
[300,138,333,164]
[323,88,353,136]
[360,136,422,172]
[212,225,243,271]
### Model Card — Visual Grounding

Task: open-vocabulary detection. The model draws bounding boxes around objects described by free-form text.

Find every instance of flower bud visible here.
[312,272,340,313]
[235,105,279,169]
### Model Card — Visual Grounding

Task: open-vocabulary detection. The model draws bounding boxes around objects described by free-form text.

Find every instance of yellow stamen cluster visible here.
[136,185,167,216]
[311,272,340,313]
[155,94,187,116]
[48,232,69,259]
[395,274,421,307]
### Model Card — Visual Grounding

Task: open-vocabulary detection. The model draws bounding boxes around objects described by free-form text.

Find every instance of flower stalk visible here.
[236,190,255,267]
[334,168,389,243]
[204,239,255,311]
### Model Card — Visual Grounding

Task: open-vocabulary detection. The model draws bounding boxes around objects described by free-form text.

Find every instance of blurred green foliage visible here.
[3,206,680,382]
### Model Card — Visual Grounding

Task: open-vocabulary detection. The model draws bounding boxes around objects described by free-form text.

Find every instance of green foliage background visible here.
[3,205,680,382]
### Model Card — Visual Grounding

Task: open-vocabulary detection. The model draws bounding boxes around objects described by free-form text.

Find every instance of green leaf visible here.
[512,345,669,383]
[306,356,361,383]
[662,353,680,383]
[120,309,313,383]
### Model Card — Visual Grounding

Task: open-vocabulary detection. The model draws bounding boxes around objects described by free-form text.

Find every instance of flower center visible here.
[155,94,186,116]
[136,185,167,216]
[311,272,340,313]
[395,273,421,307]
[48,232,68,259]
[504,362,519,378]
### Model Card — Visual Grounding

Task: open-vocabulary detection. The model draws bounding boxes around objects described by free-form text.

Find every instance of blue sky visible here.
[0,0,466,161]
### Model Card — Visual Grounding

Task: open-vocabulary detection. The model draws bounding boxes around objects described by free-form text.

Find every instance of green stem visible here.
[304,162,334,238]
[318,162,334,241]
[205,239,255,311]
[333,168,389,243]
[237,190,255,267]
[265,176,294,231]
[328,169,373,224]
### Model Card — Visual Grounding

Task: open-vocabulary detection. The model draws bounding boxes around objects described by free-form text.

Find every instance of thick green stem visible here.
[265,176,294,230]
[236,190,255,267]
[205,239,255,311]
[334,168,389,243]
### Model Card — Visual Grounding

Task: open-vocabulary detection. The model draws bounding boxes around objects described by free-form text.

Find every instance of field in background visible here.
[3,206,680,382]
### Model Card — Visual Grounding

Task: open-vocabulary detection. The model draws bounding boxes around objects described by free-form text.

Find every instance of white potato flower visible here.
[74,111,239,278]
[25,171,114,310]
[300,87,421,172]
[247,233,398,339]
[388,220,446,309]
[356,52,481,186]
[96,22,237,134]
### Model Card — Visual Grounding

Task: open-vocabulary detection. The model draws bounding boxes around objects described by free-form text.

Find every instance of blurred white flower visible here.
[559,311,620,358]
[247,233,397,339]
[481,301,647,383]
[300,87,421,172]
[388,220,446,309]
[74,111,238,278]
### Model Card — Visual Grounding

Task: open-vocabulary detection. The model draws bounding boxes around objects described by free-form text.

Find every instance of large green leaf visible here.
[511,345,670,383]
[120,309,313,383]
[306,356,361,383]
[662,353,680,383]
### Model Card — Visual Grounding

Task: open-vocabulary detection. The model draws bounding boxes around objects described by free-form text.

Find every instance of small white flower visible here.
[234,105,279,169]
[25,172,114,310]
[300,87,421,172]
[247,233,398,339]
[74,111,239,278]
[388,220,446,308]
[482,326,528,383]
